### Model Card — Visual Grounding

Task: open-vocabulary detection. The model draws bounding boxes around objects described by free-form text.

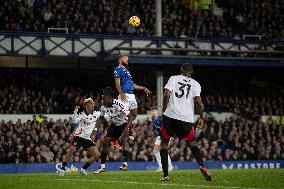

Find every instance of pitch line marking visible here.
[52,178,269,189]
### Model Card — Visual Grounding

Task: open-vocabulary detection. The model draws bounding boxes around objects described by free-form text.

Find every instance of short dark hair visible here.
[151,106,158,110]
[181,64,193,76]
[118,54,127,60]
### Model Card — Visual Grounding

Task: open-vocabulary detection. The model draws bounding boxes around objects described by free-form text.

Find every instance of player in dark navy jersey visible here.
[151,107,173,172]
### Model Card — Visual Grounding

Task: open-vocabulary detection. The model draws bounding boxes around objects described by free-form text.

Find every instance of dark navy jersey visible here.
[114,66,134,94]
[152,115,162,133]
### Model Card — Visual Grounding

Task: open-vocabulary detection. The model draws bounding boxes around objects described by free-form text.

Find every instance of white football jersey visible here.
[100,99,130,126]
[164,75,201,123]
[73,110,101,140]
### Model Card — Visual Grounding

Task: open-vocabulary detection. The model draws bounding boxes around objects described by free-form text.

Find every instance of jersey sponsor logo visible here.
[114,100,124,109]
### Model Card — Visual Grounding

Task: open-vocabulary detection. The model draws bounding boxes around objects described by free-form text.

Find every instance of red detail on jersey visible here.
[160,123,171,141]
[75,128,83,136]
[181,126,195,141]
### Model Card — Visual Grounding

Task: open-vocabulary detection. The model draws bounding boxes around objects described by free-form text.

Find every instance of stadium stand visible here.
[0,0,283,39]
[0,66,283,164]
[0,67,283,115]
[0,113,283,164]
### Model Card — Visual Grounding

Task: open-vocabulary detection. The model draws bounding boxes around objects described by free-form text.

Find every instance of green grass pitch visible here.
[0,169,283,189]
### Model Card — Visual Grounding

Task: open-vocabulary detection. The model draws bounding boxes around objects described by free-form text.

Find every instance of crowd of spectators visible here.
[0,0,283,39]
[0,67,283,163]
[0,67,283,116]
[0,113,283,164]
[0,68,157,114]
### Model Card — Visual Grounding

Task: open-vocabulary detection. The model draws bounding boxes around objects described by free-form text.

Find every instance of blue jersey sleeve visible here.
[114,67,122,78]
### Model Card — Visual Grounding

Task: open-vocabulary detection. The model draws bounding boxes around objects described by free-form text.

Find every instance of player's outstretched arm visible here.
[134,84,151,96]
[162,89,172,113]
[194,96,204,128]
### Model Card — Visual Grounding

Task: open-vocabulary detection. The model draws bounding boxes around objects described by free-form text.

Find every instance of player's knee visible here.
[153,145,161,153]
[130,109,137,118]
[160,143,168,149]
[93,150,100,159]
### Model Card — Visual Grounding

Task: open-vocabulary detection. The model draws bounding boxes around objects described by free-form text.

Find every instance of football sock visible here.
[160,149,169,177]
[122,150,129,163]
[82,162,91,170]
[154,150,162,168]
[62,162,67,170]
[190,146,204,167]
[101,151,107,164]
[101,164,106,169]
[168,154,173,168]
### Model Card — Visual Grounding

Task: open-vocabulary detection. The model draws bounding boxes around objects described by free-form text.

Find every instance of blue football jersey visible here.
[114,66,134,94]
[152,115,162,132]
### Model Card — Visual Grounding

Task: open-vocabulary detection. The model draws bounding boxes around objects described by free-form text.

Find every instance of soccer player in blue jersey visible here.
[114,54,151,117]
[151,106,173,172]
[114,54,151,170]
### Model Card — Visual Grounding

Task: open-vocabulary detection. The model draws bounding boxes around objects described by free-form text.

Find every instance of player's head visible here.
[102,87,114,107]
[151,106,159,117]
[118,54,129,67]
[83,98,95,112]
[181,63,193,77]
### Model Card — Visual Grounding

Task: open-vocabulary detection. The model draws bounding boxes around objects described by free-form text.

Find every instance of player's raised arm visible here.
[134,84,152,96]
[72,106,81,124]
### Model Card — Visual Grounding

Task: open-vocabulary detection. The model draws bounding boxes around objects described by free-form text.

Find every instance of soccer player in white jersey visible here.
[94,87,134,173]
[159,64,212,181]
[58,98,100,176]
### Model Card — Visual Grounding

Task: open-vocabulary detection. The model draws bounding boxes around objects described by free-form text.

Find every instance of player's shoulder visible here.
[169,75,180,79]
[92,110,101,117]
[114,66,123,72]
[190,78,201,86]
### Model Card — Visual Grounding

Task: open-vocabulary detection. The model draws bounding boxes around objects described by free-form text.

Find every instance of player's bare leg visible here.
[187,141,212,181]
[94,137,113,174]
[159,137,170,181]
[79,146,100,176]
[128,108,137,141]
[153,144,162,172]
[120,132,130,171]
[154,139,173,172]
[61,145,76,171]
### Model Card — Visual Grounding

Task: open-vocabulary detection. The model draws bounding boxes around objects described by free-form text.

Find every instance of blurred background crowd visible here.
[0,0,283,39]
[0,67,283,116]
[0,113,283,164]
[0,66,283,164]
